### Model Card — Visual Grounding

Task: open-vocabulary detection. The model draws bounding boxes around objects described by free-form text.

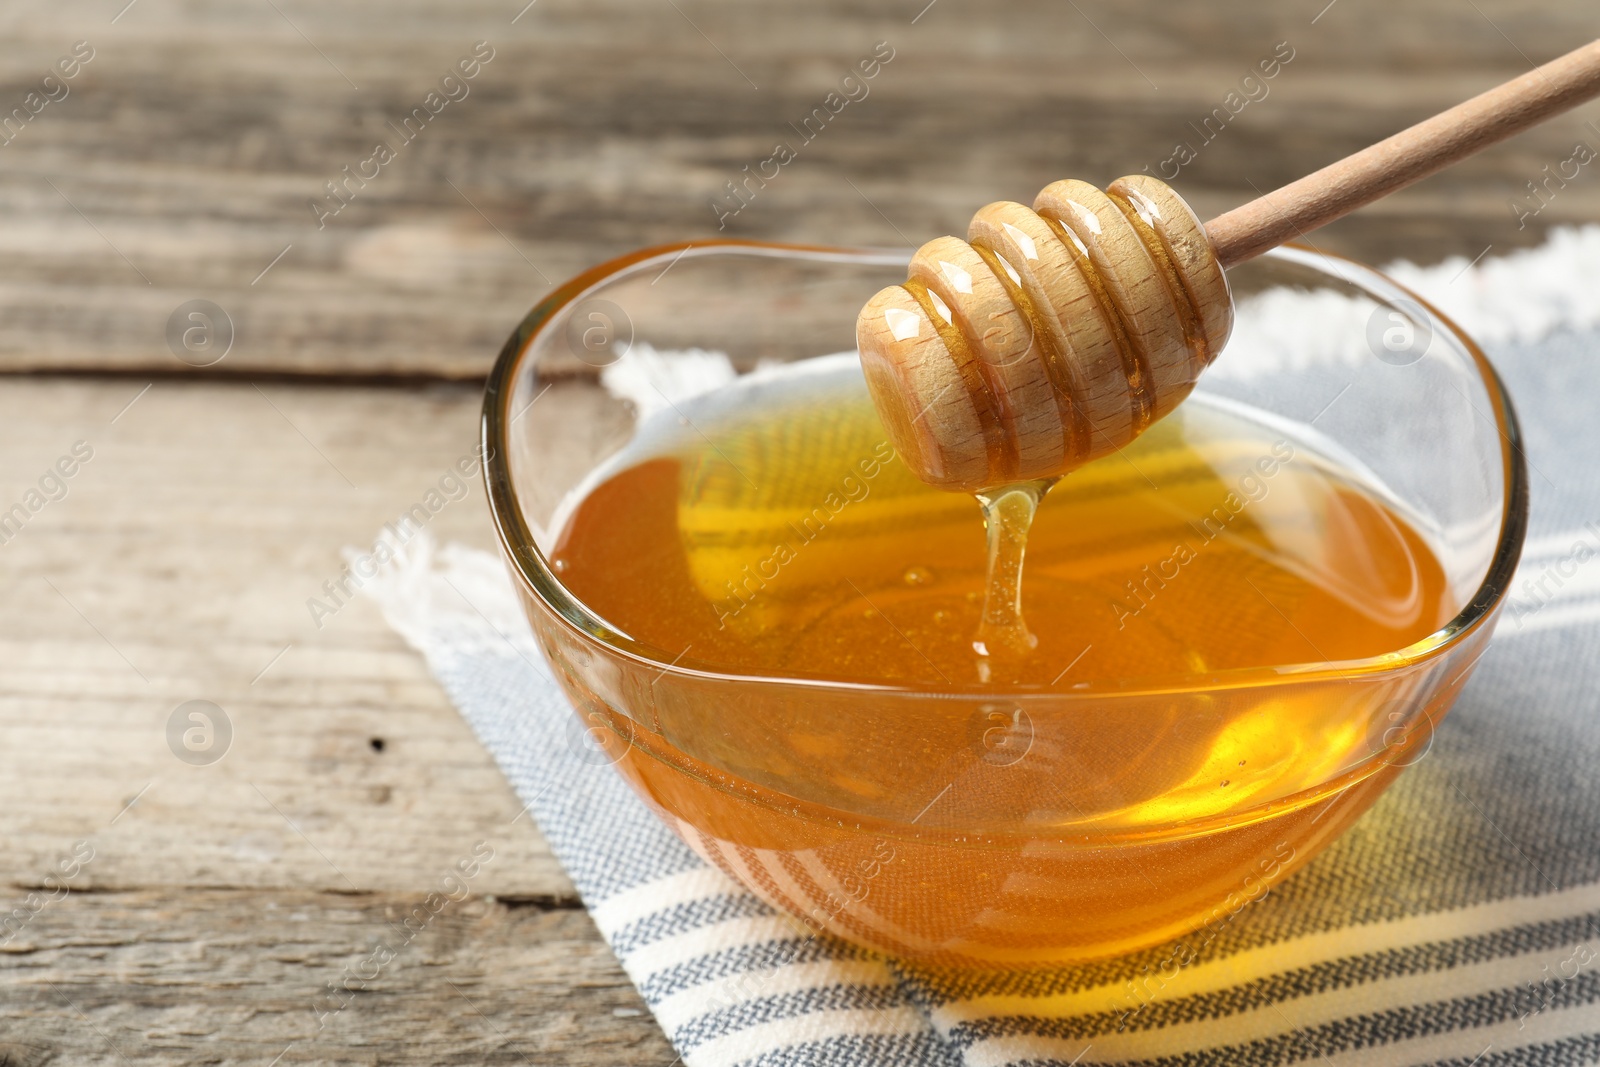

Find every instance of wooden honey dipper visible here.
[859,39,1600,493]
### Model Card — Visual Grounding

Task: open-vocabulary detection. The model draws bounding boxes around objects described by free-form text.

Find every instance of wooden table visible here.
[2,0,1595,1061]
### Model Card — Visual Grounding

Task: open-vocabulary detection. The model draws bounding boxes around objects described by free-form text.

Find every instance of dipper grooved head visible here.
[857,176,1232,492]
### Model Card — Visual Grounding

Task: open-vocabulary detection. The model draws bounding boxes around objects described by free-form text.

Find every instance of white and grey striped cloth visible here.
[367,230,1600,1066]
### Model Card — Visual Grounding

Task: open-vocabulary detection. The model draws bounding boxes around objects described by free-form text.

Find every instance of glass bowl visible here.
[482,239,1526,968]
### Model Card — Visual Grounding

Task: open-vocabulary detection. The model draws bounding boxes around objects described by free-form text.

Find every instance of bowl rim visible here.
[481,239,1529,699]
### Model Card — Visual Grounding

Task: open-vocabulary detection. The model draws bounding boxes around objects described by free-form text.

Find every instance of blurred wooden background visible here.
[0,0,1596,1062]
[2,0,1598,379]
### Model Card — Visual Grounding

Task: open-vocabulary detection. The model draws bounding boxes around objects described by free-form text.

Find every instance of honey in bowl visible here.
[539,351,1464,965]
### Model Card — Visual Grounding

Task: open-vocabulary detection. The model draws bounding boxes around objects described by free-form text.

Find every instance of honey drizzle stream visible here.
[972,478,1056,683]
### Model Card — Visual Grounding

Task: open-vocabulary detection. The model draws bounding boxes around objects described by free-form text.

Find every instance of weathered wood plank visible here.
[0,0,1597,377]
[0,377,669,1061]
[0,888,673,1065]
[0,378,574,899]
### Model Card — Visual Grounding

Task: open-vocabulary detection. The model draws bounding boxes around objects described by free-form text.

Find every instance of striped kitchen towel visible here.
[365,228,1600,1067]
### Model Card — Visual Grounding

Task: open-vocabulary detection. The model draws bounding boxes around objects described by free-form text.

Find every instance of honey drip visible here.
[972,479,1052,682]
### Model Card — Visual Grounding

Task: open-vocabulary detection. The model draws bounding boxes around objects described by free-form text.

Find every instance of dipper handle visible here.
[1209,38,1600,266]
[859,39,1600,493]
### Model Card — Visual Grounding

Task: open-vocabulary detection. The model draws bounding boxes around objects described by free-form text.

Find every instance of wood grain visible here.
[0,378,567,898]
[0,888,672,1065]
[0,378,678,1064]
[0,0,1598,379]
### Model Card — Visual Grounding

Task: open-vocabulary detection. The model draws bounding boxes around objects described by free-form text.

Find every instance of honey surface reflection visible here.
[542,355,1462,964]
